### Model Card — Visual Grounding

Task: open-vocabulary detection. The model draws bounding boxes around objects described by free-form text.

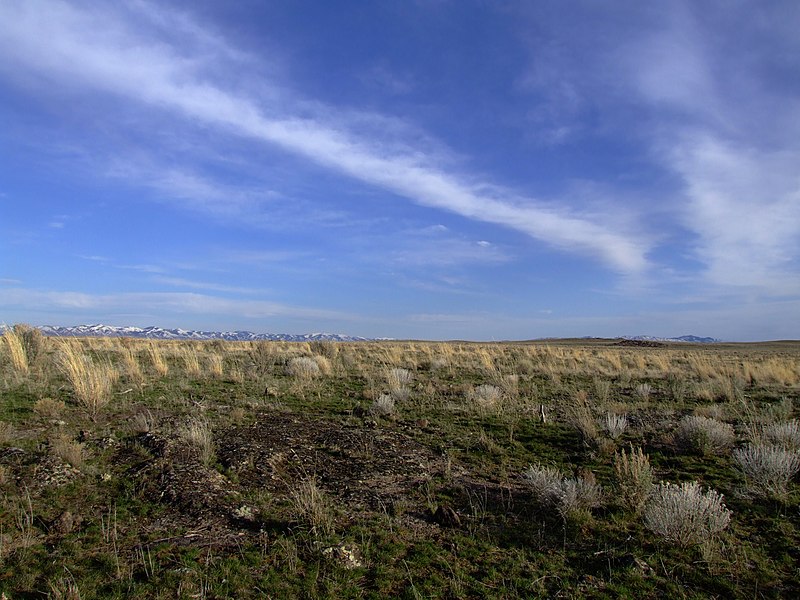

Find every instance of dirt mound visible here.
[216,413,450,511]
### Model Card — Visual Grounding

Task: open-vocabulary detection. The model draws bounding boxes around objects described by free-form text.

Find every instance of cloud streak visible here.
[0,0,650,274]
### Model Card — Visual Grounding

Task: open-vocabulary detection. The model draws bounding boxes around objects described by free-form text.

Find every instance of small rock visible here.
[322,544,363,569]
[50,510,83,535]
[433,505,461,527]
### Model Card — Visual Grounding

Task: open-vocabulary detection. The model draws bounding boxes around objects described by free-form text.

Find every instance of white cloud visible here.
[0,0,651,274]
[0,287,353,321]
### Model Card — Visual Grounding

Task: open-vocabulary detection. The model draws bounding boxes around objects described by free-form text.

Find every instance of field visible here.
[1,325,799,598]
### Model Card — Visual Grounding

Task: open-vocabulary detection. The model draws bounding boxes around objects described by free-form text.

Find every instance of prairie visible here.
[1,327,799,598]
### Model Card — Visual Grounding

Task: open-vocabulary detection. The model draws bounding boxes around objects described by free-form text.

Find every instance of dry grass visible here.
[3,328,29,375]
[206,353,225,379]
[58,344,118,420]
[33,398,66,420]
[147,342,169,377]
[51,435,84,468]
[290,478,335,537]
[179,418,215,465]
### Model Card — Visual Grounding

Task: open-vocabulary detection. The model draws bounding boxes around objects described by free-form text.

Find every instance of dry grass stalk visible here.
[290,478,335,537]
[3,328,29,375]
[206,353,224,379]
[179,419,215,465]
[120,347,144,387]
[147,342,169,377]
[58,345,117,419]
[566,390,599,446]
[180,346,202,378]
[613,446,654,513]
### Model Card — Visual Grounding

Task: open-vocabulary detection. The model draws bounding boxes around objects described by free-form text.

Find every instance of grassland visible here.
[1,326,799,598]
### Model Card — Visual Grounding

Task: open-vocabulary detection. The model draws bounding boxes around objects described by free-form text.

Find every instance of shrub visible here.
[644,481,731,547]
[613,446,654,513]
[674,415,735,455]
[602,413,628,440]
[523,463,603,520]
[369,393,396,418]
[733,443,800,500]
[761,419,800,451]
[287,356,321,379]
[467,384,503,413]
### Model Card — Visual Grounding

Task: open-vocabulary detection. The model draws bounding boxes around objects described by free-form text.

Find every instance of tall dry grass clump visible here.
[147,342,169,377]
[120,347,144,387]
[179,418,215,465]
[566,390,600,447]
[613,446,654,513]
[287,356,321,379]
[644,481,731,547]
[386,367,413,401]
[3,327,29,375]
[58,344,118,419]
[206,353,224,379]
[179,346,202,378]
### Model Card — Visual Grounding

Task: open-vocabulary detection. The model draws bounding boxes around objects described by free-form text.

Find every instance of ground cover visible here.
[1,327,799,598]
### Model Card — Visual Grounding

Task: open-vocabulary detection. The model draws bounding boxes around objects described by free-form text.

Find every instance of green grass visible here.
[0,335,799,598]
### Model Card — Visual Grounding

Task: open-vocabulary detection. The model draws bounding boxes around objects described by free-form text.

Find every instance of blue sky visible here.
[1,1,799,340]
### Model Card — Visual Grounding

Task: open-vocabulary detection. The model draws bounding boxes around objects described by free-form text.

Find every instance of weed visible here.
[644,481,731,547]
[602,412,628,440]
[613,446,654,513]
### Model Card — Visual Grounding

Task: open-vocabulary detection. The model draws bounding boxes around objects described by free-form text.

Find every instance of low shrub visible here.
[523,463,602,520]
[674,414,735,455]
[733,443,800,500]
[644,481,731,547]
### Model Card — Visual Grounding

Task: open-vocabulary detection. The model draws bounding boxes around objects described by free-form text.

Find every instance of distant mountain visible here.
[625,335,721,344]
[4,323,370,342]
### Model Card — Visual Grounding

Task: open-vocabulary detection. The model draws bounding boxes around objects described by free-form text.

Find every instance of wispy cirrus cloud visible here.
[0,0,650,274]
[0,287,353,321]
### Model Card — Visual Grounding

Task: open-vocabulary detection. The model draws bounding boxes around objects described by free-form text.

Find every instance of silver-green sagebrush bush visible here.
[644,481,731,547]
[733,443,800,500]
[523,463,603,520]
[673,414,735,456]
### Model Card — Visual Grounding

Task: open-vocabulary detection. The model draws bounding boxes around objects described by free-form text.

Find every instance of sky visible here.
[1,1,799,341]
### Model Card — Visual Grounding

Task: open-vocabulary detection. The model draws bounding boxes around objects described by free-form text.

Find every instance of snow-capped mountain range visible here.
[0,323,720,343]
[2,323,370,342]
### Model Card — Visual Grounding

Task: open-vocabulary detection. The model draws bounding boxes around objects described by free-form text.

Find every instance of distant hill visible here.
[625,335,721,344]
